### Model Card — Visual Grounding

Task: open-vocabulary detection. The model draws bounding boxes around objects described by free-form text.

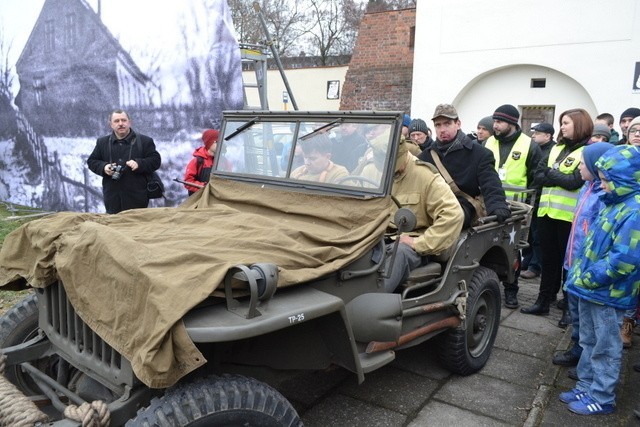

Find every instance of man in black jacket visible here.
[418,104,518,308]
[418,104,510,228]
[87,109,161,214]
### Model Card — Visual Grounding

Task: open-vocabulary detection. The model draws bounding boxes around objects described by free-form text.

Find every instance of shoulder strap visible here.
[430,149,480,207]
[430,149,461,194]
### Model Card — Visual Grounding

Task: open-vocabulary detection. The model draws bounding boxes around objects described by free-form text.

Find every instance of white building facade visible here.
[242,66,348,111]
[411,0,640,134]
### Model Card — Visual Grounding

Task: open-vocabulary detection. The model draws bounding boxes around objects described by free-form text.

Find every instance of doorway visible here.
[521,106,555,137]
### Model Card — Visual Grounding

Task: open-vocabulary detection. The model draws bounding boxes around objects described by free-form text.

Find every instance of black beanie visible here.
[492,104,520,126]
[620,107,640,122]
[409,118,429,134]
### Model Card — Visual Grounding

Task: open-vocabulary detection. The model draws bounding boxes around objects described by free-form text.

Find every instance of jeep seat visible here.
[405,261,442,285]
[404,230,466,286]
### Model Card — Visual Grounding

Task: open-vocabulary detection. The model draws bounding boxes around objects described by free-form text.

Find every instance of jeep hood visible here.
[0,177,391,387]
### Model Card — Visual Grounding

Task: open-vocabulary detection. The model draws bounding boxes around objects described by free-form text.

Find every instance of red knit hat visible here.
[202,129,219,149]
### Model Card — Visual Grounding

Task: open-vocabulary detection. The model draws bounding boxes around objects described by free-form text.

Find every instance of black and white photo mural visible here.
[0,0,244,212]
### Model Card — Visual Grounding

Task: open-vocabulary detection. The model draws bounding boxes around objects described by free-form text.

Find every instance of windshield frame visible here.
[214,110,404,198]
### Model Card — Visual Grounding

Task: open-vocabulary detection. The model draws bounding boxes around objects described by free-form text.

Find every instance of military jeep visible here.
[0,111,531,426]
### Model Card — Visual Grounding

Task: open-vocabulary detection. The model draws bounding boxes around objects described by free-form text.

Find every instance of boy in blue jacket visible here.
[560,145,640,415]
[552,142,613,369]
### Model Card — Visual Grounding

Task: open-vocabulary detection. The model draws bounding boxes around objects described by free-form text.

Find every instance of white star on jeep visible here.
[509,226,516,245]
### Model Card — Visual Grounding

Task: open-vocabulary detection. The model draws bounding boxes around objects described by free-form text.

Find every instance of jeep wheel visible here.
[437,266,501,375]
[127,374,302,427]
[0,293,51,395]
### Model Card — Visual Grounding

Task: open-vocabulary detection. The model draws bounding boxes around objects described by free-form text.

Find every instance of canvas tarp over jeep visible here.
[0,111,531,426]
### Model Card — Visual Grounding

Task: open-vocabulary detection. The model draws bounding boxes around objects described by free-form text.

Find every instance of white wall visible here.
[242,66,348,111]
[412,0,640,132]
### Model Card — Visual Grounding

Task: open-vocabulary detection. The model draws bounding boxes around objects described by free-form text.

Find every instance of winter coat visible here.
[534,138,588,190]
[391,158,464,256]
[184,146,213,194]
[418,131,509,228]
[563,142,614,270]
[485,128,543,189]
[565,145,640,310]
[563,181,605,271]
[87,130,161,214]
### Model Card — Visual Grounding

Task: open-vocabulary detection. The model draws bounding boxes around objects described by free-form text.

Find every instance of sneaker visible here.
[567,394,615,415]
[559,388,587,404]
[622,317,634,348]
[520,269,540,279]
[567,367,578,380]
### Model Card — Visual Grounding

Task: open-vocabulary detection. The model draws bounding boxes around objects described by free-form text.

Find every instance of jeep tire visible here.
[0,293,45,395]
[436,266,501,375]
[126,374,302,427]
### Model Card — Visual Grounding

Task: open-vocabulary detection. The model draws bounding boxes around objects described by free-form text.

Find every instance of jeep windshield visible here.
[214,111,404,198]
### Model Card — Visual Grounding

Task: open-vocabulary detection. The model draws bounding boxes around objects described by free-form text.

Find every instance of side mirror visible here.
[394,208,417,233]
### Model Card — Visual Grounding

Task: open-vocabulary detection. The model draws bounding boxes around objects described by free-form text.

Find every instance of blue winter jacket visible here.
[563,142,613,271]
[565,145,640,310]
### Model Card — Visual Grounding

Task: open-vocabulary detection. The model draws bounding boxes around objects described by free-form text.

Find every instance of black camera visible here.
[111,164,123,180]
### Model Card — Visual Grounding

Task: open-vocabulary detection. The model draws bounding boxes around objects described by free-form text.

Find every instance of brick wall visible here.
[340,8,415,113]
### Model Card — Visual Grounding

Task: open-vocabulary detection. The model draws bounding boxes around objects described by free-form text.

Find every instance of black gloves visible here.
[493,208,511,223]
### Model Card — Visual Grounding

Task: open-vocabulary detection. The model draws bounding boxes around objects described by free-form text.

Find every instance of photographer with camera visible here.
[87,109,161,214]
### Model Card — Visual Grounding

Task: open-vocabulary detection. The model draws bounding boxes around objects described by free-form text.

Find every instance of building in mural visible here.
[1,0,244,212]
[15,0,154,137]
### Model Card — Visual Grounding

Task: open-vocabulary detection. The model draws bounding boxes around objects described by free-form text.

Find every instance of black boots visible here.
[520,295,550,315]
[558,308,571,328]
[557,290,571,327]
[504,288,519,309]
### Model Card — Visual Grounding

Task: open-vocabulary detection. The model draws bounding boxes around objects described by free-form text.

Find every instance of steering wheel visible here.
[335,175,380,187]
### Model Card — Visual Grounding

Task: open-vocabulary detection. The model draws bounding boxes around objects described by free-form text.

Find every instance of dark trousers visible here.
[537,215,572,300]
[522,213,541,274]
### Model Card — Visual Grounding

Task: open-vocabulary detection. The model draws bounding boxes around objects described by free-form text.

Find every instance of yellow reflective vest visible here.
[537,144,584,222]
[485,133,530,198]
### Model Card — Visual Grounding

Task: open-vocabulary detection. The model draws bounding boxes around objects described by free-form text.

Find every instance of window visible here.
[327,81,340,100]
[531,78,546,88]
[45,20,55,51]
[33,78,46,106]
[65,13,77,47]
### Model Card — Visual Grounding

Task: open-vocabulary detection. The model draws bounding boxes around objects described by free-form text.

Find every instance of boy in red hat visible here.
[183,129,219,195]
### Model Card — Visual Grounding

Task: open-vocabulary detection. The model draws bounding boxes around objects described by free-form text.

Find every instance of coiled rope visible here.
[0,354,48,426]
[63,400,110,427]
[0,352,110,426]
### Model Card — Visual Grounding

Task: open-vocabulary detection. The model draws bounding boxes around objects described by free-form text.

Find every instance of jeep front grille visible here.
[38,281,135,392]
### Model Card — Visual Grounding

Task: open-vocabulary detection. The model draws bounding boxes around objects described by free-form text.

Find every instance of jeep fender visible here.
[183,287,367,381]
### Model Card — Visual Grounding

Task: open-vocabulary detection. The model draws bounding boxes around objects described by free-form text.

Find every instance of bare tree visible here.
[367,0,415,12]
[228,0,309,57]
[176,1,244,126]
[260,0,310,56]
[228,0,263,47]
[0,27,14,99]
[304,0,364,65]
